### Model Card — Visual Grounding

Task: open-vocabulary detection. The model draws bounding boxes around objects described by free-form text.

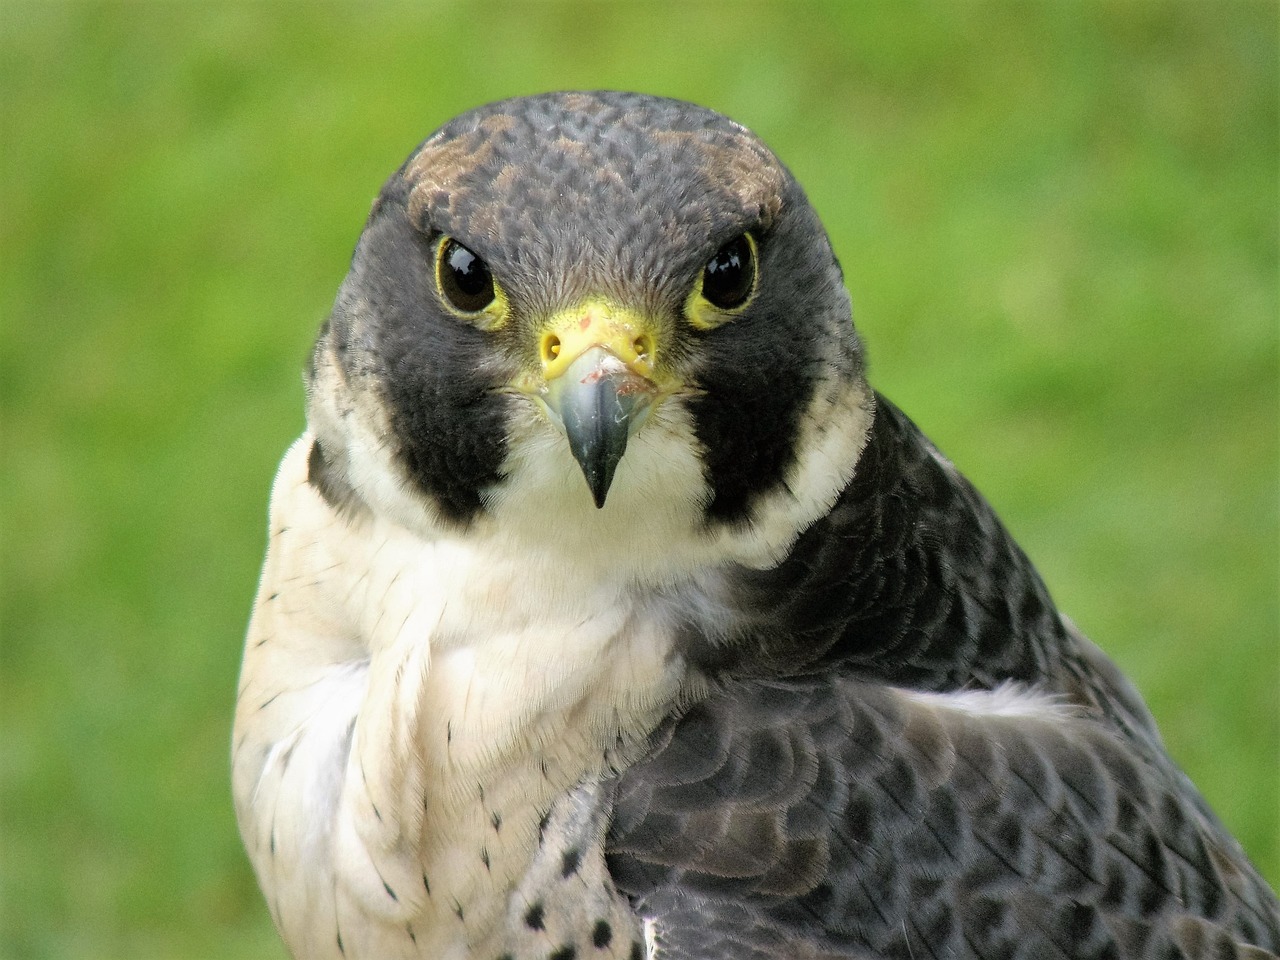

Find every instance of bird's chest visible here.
[332,531,688,957]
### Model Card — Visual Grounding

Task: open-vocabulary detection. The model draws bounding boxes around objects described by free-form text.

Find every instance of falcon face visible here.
[306,92,872,577]
[234,92,1280,960]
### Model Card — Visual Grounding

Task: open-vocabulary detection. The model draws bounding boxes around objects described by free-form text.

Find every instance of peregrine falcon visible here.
[232,92,1279,960]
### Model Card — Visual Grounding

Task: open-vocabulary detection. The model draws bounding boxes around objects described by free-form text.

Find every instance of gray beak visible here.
[543,346,657,507]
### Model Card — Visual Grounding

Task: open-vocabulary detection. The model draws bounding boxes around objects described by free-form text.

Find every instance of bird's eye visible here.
[437,238,496,313]
[701,235,756,311]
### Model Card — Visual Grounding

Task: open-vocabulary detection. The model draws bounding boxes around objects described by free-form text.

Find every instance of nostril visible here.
[541,334,562,364]
[633,335,651,360]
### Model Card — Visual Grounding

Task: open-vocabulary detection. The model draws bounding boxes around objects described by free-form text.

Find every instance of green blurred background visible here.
[2,2,1276,957]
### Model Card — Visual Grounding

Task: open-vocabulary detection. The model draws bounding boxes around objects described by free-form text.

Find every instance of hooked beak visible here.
[544,347,656,507]
[535,303,661,507]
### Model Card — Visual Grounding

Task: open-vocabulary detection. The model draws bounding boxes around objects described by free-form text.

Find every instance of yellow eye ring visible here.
[686,233,758,330]
[434,236,510,329]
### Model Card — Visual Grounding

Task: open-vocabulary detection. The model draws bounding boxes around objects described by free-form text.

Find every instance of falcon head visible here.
[306,92,873,577]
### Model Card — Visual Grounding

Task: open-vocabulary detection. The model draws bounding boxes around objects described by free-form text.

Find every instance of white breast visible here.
[232,437,694,959]
[232,360,874,958]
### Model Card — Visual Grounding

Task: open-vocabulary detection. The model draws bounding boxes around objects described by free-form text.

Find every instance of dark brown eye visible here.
[701,235,755,310]
[437,238,495,312]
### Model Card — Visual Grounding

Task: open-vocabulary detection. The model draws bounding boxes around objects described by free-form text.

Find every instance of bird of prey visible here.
[232,91,1279,960]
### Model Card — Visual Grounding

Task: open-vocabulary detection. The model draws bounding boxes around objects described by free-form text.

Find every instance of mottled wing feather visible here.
[606,678,1280,959]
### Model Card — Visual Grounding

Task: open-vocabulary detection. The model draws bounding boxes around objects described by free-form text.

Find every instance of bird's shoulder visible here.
[606,673,1280,959]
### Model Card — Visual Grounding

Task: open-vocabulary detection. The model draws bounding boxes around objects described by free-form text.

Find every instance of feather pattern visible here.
[608,399,1280,958]
[232,91,1279,960]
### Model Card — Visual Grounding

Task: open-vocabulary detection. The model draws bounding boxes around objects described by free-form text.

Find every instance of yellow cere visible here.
[537,300,658,382]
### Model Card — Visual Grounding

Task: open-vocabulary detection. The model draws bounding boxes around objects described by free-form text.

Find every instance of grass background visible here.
[2,2,1276,957]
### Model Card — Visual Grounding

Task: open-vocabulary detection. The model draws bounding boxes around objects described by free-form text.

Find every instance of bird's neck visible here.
[714,395,1070,692]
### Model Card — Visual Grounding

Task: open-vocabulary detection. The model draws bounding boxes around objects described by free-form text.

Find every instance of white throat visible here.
[234,353,873,958]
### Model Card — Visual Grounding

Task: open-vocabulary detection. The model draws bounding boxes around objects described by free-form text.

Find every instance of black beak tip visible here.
[570,435,623,509]
[588,475,610,509]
